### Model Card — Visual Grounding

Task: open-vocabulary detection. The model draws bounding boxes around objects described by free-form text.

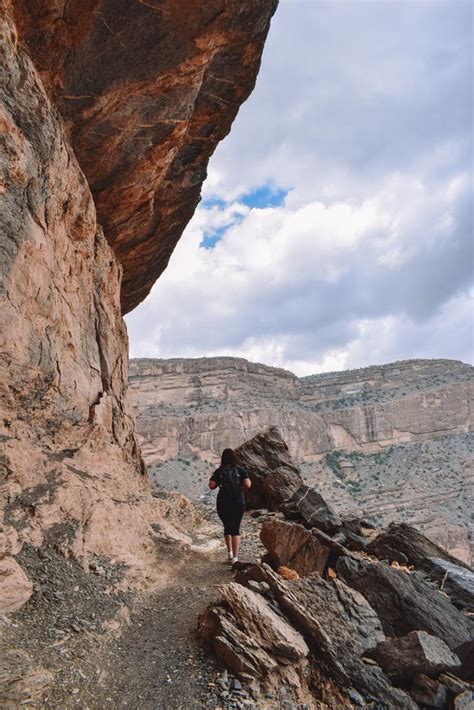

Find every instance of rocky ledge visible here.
[199,428,474,709]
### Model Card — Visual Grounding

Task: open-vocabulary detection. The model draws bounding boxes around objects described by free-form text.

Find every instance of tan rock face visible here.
[129,357,473,562]
[1,0,277,619]
[12,0,278,312]
[0,11,204,602]
[0,558,33,614]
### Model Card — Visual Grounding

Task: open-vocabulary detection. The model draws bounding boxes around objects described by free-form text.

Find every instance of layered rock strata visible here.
[129,356,473,561]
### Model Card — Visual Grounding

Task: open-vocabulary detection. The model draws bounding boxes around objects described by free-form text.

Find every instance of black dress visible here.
[210,466,249,536]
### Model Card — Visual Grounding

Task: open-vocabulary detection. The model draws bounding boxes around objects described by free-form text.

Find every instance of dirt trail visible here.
[99,549,236,709]
[2,513,265,709]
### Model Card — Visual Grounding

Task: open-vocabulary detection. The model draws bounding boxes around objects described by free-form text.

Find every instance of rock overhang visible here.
[12,0,279,313]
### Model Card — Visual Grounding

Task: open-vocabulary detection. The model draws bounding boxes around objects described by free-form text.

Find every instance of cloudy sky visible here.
[127,0,473,376]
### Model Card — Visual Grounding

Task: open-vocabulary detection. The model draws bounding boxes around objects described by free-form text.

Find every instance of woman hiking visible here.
[209,448,251,564]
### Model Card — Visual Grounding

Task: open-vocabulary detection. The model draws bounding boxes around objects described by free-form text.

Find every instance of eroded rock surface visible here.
[368,631,461,683]
[12,0,278,312]
[1,12,190,592]
[260,518,330,577]
[235,427,303,509]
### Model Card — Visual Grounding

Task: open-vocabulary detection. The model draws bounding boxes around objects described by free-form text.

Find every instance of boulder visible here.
[282,485,341,533]
[368,523,469,569]
[410,673,449,709]
[368,630,461,683]
[235,428,303,510]
[337,556,473,650]
[419,557,474,613]
[454,640,474,681]
[236,564,417,708]
[198,581,309,690]
[260,519,330,577]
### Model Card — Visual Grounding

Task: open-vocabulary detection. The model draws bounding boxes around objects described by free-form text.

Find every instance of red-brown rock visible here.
[12,0,278,312]
[260,518,330,577]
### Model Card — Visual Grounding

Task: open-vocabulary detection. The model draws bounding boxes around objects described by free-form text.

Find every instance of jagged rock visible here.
[368,523,469,569]
[0,649,53,707]
[260,519,329,577]
[369,525,474,611]
[367,542,409,566]
[13,0,278,312]
[0,558,33,614]
[234,428,303,510]
[343,530,368,552]
[236,564,416,708]
[198,582,309,688]
[282,485,341,533]
[368,630,461,683]
[336,556,473,650]
[410,674,449,709]
[419,557,474,612]
[220,583,309,662]
[438,673,473,695]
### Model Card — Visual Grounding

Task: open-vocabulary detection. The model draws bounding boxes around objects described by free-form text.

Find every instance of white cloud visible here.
[126,0,473,374]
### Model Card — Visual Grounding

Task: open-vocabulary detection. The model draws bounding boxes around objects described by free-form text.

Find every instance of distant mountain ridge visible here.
[128,357,473,563]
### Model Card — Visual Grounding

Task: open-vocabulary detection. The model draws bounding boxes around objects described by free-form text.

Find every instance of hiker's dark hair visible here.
[221,448,237,467]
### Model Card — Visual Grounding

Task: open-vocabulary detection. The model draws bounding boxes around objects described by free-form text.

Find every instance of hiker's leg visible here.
[231,535,240,558]
[224,534,232,552]
[230,505,244,559]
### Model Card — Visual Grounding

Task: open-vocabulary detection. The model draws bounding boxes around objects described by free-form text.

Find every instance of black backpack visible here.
[220,466,242,500]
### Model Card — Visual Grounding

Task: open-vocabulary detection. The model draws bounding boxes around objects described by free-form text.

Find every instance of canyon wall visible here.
[129,357,473,562]
[0,0,277,604]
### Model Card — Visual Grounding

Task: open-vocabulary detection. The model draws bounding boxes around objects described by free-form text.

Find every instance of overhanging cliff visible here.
[0,0,278,606]
[11,0,278,312]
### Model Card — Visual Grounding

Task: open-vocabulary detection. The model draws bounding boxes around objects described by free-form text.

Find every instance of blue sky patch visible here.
[201,196,227,210]
[200,225,228,249]
[241,184,288,209]
[199,183,288,249]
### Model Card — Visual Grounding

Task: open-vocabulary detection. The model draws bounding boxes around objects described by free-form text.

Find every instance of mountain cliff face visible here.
[0,0,277,611]
[129,357,473,562]
[11,0,278,312]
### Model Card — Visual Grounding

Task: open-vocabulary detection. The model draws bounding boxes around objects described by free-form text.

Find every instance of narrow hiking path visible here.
[96,514,267,709]
[2,512,266,709]
[90,513,266,710]
[100,549,235,709]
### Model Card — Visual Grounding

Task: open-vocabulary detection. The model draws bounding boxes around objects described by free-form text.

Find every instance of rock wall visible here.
[0,12,165,593]
[129,357,472,462]
[0,0,277,605]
